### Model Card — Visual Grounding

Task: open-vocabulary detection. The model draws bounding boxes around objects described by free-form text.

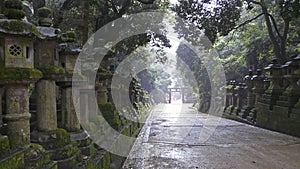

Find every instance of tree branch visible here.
[221,13,264,51]
[268,13,282,39]
[137,0,156,4]
[248,0,262,6]
[234,12,264,30]
[54,0,75,27]
[118,0,131,17]
[261,3,283,62]
[109,0,119,14]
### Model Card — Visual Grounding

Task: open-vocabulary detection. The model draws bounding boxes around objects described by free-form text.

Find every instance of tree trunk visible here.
[261,3,284,63]
[82,0,90,44]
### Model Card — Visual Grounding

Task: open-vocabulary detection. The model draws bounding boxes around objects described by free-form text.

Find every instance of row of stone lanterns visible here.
[0,1,92,168]
[224,56,300,137]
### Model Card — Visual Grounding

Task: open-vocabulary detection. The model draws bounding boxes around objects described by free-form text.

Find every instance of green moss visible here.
[121,126,131,137]
[0,19,41,36]
[65,31,76,39]
[0,150,24,169]
[0,135,10,155]
[53,128,71,148]
[37,66,65,75]
[0,57,4,67]
[4,0,22,9]
[99,103,122,130]
[24,143,51,168]
[226,85,233,90]
[99,103,115,113]
[25,143,46,157]
[37,7,52,18]
[0,68,43,81]
[3,8,25,19]
[97,72,113,80]
[101,152,111,169]
[61,31,76,42]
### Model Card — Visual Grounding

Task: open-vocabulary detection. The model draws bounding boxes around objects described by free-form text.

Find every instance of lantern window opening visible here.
[8,44,22,57]
[26,46,32,59]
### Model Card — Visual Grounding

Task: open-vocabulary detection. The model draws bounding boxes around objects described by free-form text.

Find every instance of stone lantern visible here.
[0,0,43,149]
[281,55,300,112]
[264,59,283,109]
[57,31,82,132]
[34,7,65,132]
[247,69,265,122]
[239,69,254,118]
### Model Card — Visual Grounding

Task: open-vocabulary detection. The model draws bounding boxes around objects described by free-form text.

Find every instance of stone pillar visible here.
[4,84,31,149]
[168,89,172,104]
[80,87,98,122]
[61,86,80,132]
[252,69,265,104]
[0,87,4,127]
[264,60,283,109]
[282,58,300,107]
[233,84,245,115]
[97,86,108,104]
[80,90,89,123]
[36,80,57,131]
[182,89,185,103]
[232,83,237,109]
[239,70,254,118]
[248,69,265,122]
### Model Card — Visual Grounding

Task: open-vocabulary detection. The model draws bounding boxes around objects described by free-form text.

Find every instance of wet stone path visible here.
[123,104,300,169]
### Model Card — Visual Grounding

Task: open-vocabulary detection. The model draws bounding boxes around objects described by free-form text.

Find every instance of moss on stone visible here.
[37,7,52,18]
[101,152,111,169]
[25,143,46,157]
[121,126,131,137]
[97,72,113,81]
[4,0,23,9]
[0,135,10,155]
[24,143,52,168]
[0,68,43,81]
[3,8,25,19]
[0,57,4,67]
[0,19,41,36]
[37,66,65,75]
[53,128,71,148]
[0,150,24,169]
[61,31,76,42]
[226,85,233,90]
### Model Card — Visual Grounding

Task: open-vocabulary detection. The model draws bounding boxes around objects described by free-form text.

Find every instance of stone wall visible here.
[223,57,300,138]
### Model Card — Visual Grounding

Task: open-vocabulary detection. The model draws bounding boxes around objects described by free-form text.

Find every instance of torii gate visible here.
[167,87,189,104]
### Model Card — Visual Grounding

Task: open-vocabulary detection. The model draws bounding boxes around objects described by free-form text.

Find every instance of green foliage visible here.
[0,151,24,169]
[0,68,43,81]
[37,66,65,75]
[174,0,242,44]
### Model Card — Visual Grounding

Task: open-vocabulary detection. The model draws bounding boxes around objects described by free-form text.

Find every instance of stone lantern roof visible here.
[36,7,61,40]
[0,0,40,37]
[264,59,282,70]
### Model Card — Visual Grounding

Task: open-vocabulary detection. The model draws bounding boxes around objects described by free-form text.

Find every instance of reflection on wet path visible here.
[123,104,300,169]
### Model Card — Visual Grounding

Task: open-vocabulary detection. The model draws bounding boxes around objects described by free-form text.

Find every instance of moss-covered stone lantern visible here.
[264,59,283,109]
[264,59,283,95]
[0,0,43,149]
[57,31,82,132]
[34,7,65,132]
